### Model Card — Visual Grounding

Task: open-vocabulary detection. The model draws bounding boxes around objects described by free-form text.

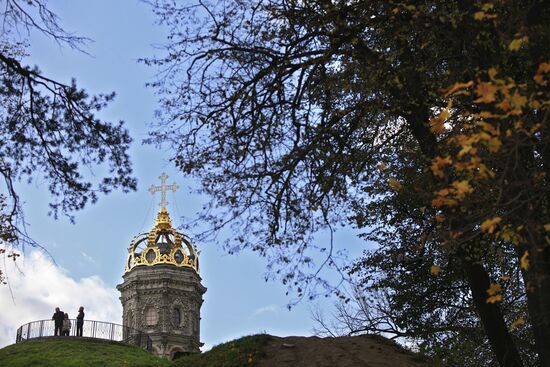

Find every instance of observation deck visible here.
[15,319,152,351]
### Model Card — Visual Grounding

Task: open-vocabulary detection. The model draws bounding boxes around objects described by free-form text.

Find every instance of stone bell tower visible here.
[117,173,206,358]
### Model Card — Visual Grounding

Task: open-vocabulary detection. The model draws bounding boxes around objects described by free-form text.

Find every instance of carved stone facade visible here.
[117,264,206,358]
[117,175,206,359]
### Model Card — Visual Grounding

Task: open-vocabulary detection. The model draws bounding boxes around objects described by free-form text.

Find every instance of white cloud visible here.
[0,251,121,348]
[250,304,279,318]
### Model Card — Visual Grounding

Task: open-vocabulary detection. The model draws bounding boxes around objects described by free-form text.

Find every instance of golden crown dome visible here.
[124,174,199,273]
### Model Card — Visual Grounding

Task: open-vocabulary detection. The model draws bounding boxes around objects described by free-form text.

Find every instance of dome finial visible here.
[148,172,179,210]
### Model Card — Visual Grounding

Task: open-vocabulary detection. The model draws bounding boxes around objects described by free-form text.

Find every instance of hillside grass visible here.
[174,334,272,367]
[0,337,172,367]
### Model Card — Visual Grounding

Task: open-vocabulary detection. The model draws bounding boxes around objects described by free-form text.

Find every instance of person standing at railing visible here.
[52,307,64,336]
[76,306,85,337]
[62,313,71,336]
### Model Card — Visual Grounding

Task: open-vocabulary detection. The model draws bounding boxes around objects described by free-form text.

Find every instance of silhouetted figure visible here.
[76,306,85,336]
[52,307,64,336]
[62,313,71,336]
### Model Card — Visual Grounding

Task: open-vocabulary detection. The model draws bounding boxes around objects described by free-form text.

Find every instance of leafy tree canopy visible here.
[0,0,136,278]
[145,0,549,366]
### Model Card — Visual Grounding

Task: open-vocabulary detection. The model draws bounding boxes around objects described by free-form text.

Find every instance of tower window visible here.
[144,306,158,326]
[146,249,156,264]
[172,307,181,327]
[174,250,184,264]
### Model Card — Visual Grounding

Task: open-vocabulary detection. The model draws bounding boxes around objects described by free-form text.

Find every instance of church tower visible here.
[117,173,206,358]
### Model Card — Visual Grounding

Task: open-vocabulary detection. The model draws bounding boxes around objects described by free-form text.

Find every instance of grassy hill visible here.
[0,337,172,367]
[0,336,269,367]
[173,334,272,367]
[0,334,436,367]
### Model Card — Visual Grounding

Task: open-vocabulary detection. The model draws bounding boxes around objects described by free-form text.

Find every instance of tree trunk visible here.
[518,235,550,367]
[464,260,525,367]
[405,110,525,367]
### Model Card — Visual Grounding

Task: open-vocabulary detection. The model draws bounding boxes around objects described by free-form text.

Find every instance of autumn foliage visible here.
[144,1,550,366]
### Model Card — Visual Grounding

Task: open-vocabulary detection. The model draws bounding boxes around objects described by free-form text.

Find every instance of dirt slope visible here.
[257,335,437,367]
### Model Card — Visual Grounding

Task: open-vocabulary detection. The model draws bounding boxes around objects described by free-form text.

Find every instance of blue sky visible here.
[0,0,366,349]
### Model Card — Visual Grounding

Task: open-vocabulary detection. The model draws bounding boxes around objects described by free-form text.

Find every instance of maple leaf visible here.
[481,217,502,233]
[510,91,527,110]
[477,121,498,135]
[508,36,529,51]
[520,251,529,271]
[487,295,503,303]
[452,180,474,199]
[430,156,452,178]
[444,81,473,97]
[389,178,402,191]
[488,137,502,153]
[533,61,550,85]
[537,62,550,74]
[487,67,498,79]
[474,82,498,103]
[474,11,497,21]
[486,283,502,304]
[498,228,521,245]
[510,318,525,331]
[430,265,441,276]
[430,109,450,135]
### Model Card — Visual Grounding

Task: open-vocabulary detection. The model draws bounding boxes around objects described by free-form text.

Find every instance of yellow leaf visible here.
[520,251,529,271]
[474,82,498,103]
[537,62,550,74]
[452,180,474,199]
[496,99,511,112]
[534,62,550,85]
[444,81,473,97]
[430,156,452,178]
[474,11,485,20]
[389,178,402,191]
[534,74,546,86]
[481,216,502,234]
[510,318,525,331]
[430,109,450,135]
[488,137,502,153]
[430,265,441,276]
[481,3,494,11]
[458,144,474,158]
[478,111,500,119]
[477,121,498,135]
[487,295,503,303]
[510,91,527,110]
[544,224,550,232]
[474,11,497,21]
[431,197,457,207]
[497,228,521,245]
[509,36,529,51]
[487,282,501,296]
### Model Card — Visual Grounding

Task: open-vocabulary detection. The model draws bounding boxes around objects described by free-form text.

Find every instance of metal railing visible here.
[15,319,152,351]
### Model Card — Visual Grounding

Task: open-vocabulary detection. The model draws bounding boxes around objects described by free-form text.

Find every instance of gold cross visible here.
[148,173,179,209]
